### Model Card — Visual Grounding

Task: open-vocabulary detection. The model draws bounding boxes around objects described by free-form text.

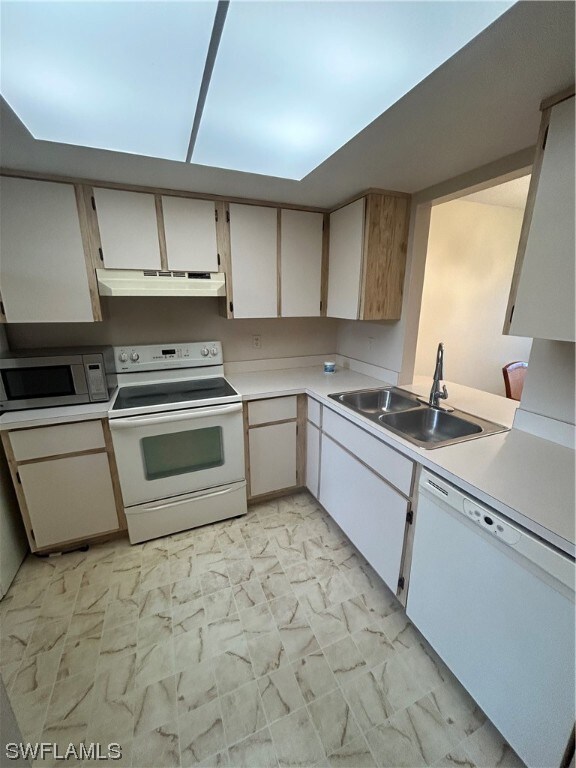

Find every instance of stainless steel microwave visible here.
[0,349,114,412]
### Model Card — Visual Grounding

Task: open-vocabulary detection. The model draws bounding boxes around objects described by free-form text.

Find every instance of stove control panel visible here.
[112,342,223,372]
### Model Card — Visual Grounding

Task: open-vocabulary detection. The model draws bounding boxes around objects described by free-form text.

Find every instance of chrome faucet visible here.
[429,342,449,409]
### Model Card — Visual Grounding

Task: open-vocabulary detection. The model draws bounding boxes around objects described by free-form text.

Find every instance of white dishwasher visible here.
[407,469,575,768]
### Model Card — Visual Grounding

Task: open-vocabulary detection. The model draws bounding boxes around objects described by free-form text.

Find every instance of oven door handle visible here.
[109,403,242,429]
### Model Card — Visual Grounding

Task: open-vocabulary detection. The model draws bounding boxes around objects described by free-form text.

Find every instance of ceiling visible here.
[0,1,574,208]
[0,0,513,180]
[462,175,531,209]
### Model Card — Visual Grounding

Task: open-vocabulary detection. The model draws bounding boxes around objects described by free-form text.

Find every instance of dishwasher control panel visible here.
[462,499,521,545]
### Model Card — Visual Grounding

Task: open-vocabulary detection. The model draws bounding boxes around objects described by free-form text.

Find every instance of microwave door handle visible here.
[110,403,242,429]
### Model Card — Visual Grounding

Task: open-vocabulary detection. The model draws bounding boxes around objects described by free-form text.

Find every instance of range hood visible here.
[96,269,226,297]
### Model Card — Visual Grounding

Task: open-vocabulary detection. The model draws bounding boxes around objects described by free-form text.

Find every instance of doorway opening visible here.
[413,174,533,398]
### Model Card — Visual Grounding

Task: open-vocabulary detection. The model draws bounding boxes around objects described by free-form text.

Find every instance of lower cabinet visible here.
[249,422,297,497]
[2,419,123,552]
[320,434,409,594]
[246,395,303,499]
[18,453,119,549]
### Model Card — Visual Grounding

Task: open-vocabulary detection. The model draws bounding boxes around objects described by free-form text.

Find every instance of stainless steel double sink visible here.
[328,387,508,449]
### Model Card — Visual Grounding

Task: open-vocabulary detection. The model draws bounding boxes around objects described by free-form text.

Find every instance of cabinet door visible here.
[19,452,119,548]
[327,198,364,319]
[510,97,575,341]
[249,422,297,496]
[93,188,161,270]
[281,209,323,317]
[229,204,278,318]
[306,422,320,499]
[162,197,219,272]
[0,177,95,322]
[320,435,408,593]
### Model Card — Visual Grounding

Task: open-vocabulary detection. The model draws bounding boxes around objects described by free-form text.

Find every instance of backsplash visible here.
[5,297,339,364]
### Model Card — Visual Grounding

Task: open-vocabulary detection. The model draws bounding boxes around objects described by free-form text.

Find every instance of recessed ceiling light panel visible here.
[192,0,515,179]
[0,0,218,160]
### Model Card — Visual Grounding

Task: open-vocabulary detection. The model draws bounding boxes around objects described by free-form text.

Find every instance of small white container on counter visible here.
[324,361,336,373]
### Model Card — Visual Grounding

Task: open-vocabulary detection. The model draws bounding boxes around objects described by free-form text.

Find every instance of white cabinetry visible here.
[327,193,410,321]
[327,199,364,319]
[19,453,119,549]
[229,204,278,318]
[93,188,161,270]
[247,396,300,498]
[162,197,219,272]
[320,435,408,593]
[0,177,96,322]
[506,94,575,341]
[305,397,322,498]
[280,209,323,317]
[2,420,121,552]
[318,406,414,594]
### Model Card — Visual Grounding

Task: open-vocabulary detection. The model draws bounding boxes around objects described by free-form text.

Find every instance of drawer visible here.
[10,420,105,461]
[307,397,321,427]
[248,396,297,426]
[322,407,414,496]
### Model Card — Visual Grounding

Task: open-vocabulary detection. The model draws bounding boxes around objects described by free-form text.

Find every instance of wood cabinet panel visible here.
[360,194,410,321]
[93,188,161,270]
[0,177,95,322]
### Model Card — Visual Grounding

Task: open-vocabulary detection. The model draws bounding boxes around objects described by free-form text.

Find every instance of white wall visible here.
[335,152,536,384]
[414,199,532,396]
[6,298,339,366]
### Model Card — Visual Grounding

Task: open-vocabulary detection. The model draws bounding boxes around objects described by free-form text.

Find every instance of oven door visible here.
[109,403,245,506]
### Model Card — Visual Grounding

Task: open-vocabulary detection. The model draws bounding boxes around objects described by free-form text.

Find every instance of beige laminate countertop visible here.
[0,398,113,430]
[227,367,575,556]
[1,366,573,556]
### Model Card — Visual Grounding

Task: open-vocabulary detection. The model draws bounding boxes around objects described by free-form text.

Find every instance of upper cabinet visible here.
[327,193,410,320]
[0,177,100,323]
[161,196,219,273]
[92,188,162,270]
[280,209,324,317]
[222,204,324,319]
[505,91,575,342]
[227,203,278,318]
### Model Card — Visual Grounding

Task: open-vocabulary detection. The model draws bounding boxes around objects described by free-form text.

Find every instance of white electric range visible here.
[108,341,247,544]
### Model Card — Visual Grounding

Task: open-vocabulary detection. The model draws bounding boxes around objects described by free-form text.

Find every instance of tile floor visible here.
[0,491,526,768]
